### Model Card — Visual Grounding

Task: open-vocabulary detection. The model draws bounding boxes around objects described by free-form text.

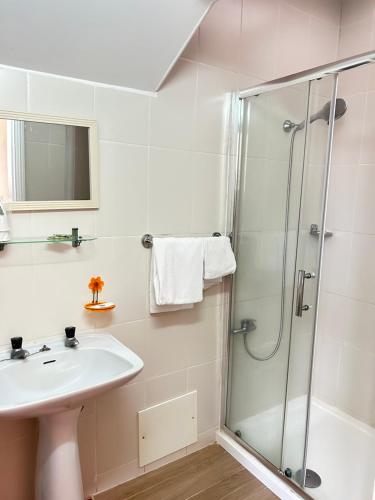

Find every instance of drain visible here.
[296,469,322,488]
[234,430,242,438]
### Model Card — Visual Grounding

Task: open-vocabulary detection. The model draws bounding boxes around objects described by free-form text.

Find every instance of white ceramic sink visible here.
[0,333,143,418]
[0,333,143,500]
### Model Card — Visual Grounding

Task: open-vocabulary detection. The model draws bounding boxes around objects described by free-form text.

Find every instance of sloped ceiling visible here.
[0,0,215,92]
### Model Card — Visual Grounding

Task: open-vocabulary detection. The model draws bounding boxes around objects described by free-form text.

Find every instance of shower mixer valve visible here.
[231,319,256,335]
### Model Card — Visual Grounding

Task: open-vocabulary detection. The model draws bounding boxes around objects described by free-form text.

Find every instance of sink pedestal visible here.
[36,407,84,500]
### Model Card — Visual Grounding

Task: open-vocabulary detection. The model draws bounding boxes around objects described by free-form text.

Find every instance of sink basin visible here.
[0,333,144,500]
[0,333,143,418]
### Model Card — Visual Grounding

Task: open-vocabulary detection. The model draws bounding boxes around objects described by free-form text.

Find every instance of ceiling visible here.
[0,0,215,92]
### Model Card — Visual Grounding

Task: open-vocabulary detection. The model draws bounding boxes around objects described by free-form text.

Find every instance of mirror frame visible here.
[0,110,99,211]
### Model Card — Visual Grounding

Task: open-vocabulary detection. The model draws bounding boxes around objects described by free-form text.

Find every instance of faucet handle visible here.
[11,336,23,350]
[65,326,76,339]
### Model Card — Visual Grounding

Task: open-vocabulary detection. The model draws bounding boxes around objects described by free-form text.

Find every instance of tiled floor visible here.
[94,444,277,500]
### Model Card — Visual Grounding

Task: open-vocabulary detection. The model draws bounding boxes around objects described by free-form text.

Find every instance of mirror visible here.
[0,112,98,211]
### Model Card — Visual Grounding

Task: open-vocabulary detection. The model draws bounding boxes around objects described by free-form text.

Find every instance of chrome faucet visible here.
[65,326,79,348]
[10,337,29,360]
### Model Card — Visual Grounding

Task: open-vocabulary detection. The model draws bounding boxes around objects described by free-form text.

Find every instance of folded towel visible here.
[149,257,193,314]
[204,236,236,280]
[152,237,204,306]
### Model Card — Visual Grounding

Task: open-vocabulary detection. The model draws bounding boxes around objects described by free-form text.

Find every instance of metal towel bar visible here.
[141,232,222,249]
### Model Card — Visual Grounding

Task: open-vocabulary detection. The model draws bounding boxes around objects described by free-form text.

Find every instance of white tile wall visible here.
[28,74,95,118]
[314,0,375,428]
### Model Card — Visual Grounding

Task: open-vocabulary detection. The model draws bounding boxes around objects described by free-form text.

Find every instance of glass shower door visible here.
[225,75,337,485]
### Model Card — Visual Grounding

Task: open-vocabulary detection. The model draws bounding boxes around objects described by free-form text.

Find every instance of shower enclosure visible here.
[223,51,375,499]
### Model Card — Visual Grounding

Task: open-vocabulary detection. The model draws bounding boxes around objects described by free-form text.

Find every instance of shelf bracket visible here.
[71,227,81,248]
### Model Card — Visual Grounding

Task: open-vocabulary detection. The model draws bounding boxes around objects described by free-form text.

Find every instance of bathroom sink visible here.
[0,333,143,500]
[0,333,143,418]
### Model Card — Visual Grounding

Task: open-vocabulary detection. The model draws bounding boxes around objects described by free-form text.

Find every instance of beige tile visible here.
[337,345,375,423]
[312,337,341,406]
[326,165,357,232]
[321,231,352,295]
[347,234,375,303]
[0,242,32,268]
[95,87,150,145]
[149,147,193,235]
[194,64,238,155]
[93,237,148,326]
[0,418,36,446]
[337,19,373,95]
[185,306,219,367]
[240,0,279,81]
[283,0,341,25]
[307,16,339,69]
[143,310,194,378]
[341,0,374,25]
[96,142,148,237]
[319,291,375,355]
[0,433,37,500]
[145,369,187,406]
[28,74,94,118]
[198,0,242,72]
[0,265,37,343]
[187,361,220,433]
[191,152,225,234]
[331,93,366,165]
[31,258,95,338]
[96,382,146,474]
[275,4,310,77]
[360,92,375,164]
[338,18,373,59]
[353,165,375,233]
[150,59,197,151]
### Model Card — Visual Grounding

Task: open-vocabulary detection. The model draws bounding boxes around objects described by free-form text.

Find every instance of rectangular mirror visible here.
[0,111,98,211]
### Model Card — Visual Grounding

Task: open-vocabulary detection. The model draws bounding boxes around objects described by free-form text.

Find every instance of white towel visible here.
[152,237,204,306]
[204,236,236,280]
[149,257,193,314]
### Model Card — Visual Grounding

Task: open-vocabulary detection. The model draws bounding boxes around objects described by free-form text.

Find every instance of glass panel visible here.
[281,74,338,485]
[225,81,311,468]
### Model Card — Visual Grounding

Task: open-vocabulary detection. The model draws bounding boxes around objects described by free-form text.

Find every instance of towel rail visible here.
[141,232,222,249]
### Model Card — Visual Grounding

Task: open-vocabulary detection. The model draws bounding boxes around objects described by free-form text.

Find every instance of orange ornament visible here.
[88,276,104,293]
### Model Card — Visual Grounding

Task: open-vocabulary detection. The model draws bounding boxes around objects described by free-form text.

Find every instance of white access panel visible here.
[138,391,198,467]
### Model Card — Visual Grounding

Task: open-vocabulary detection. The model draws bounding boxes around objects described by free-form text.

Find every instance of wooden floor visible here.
[94,445,277,500]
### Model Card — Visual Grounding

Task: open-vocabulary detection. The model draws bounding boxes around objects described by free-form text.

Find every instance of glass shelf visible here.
[0,235,96,251]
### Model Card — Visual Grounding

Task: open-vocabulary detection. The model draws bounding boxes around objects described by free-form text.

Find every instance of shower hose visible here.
[243,128,298,361]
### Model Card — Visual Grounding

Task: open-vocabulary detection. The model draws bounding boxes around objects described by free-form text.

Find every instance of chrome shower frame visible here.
[220,49,375,495]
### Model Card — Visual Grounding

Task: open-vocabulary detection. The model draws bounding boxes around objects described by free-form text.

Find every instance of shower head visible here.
[310,98,347,124]
[283,98,347,132]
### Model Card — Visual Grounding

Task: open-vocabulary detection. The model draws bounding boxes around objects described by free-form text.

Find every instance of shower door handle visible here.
[295,270,314,317]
